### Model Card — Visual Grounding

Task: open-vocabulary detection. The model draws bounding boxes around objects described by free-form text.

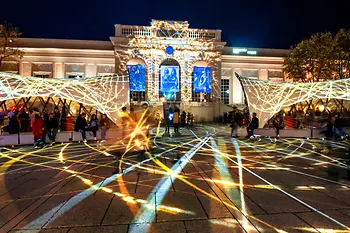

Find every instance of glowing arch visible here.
[0,72,129,124]
[235,73,350,128]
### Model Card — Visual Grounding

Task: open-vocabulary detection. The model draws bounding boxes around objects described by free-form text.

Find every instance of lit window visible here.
[221,79,230,105]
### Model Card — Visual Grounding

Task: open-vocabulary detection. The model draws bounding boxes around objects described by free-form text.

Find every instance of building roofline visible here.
[15,38,114,50]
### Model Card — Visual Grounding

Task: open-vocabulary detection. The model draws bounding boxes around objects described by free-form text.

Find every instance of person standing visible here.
[32,114,44,148]
[88,114,98,140]
[173,109,180,134]
[53,106,61,131]
[273,114,285,137]
[248,113,259,138]
[2,112,20,134]
[129,108,138,127]
[75,113,88,142]
[19,108,30,132]
[45,113,58,145]
[100,114,110,142]
[120,107,129,138]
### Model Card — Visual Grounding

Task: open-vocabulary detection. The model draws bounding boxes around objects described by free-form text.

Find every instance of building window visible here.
[242,69,259,79]
[130,91,146,102]
[192,92,201,102]
[221,79,230,105]
[68,75,83,79]
[35,74,50,78]
[268,70,284,82]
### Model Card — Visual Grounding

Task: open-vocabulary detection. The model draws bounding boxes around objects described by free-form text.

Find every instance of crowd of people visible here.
[0,106,113,147]
[74,112,110,143]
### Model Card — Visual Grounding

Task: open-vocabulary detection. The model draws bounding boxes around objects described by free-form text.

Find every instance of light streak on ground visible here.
[295,227,350,233]
[236,139,350,188]
[211,137,248,228]
[128,135,210,233]
[23,131,207,230]
[226,139,350,230]
[58,143,70,163]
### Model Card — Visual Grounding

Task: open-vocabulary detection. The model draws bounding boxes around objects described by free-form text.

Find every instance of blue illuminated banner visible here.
[161,66,179,92]
[127,64,146,91]
[193,66,211,93]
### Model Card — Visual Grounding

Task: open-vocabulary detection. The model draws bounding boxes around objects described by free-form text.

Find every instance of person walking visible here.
[75,113,88,142]
[248,113,259,138]
[100,114,110,142]
[32,114,44,148]
[45,113,58,145]
[88,114,98,140]
[273,114,285,138]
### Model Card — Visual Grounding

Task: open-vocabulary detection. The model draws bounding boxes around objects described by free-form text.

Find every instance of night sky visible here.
[1,0,350,49]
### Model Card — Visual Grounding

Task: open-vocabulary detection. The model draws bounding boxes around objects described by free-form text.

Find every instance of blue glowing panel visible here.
[193,66,211,93]
[161,66,179,92]
[127,64,146,91]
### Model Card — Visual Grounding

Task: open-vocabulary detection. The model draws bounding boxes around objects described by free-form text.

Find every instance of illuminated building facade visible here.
[0,20,290,121]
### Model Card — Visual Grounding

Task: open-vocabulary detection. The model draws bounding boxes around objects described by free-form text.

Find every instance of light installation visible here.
[111,20,224,104]
[1,123,350,232]
[126,64,146,91]
[193,66,211,93]
[0,72,129,123]
[236,73,350,127]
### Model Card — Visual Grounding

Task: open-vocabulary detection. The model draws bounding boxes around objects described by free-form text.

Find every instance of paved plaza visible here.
[0,125,350,233]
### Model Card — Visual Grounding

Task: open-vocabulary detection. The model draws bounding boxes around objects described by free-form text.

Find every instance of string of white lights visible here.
[236,73,350,127]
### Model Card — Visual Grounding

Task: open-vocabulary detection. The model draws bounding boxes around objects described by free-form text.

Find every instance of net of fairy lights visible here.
[236,73,350,124]
[0,72,129,122]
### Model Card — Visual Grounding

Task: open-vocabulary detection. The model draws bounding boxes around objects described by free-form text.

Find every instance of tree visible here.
[334,29,350,79]
[283,30,350,82]
[0,23,24,68]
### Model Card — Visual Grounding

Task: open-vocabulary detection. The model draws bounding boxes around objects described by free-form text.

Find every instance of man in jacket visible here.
[248,112,259,138]
[75,113,88,142]
[2,112,20,134]
[45,113,59,145]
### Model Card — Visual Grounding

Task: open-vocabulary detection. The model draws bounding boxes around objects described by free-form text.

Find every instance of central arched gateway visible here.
[159,58,181,101]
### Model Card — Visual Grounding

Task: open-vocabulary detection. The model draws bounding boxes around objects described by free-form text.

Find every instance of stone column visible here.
[259,69,268,80]
[233,68,243,104]
[85,63,97,77]
[21,62,32,76]
[54,62,64,78]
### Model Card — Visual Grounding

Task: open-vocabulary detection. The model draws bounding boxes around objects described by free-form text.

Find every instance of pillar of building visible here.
[85,64,97,77]
[232,68,243,104]
[54,62,64,78]
[20,62,32,76]
[259,69,268,80]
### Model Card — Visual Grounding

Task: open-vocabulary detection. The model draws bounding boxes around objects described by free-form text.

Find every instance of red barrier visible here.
[65,117,73,131]
[285,116,295,129]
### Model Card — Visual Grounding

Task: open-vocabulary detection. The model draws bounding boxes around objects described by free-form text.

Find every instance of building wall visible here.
[221,54,285,105]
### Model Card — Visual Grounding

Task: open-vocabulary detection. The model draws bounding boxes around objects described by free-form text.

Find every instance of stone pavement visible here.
[0,126,349,233]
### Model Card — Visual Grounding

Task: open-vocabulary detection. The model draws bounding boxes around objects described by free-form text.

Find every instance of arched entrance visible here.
[192,61,212,102]
[126,58,147,102]
[159,59,181,101]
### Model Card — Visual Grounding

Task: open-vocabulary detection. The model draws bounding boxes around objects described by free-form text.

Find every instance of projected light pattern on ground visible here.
[0,72,129,123]
[236,73,350,127]
[0,124,350,232]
